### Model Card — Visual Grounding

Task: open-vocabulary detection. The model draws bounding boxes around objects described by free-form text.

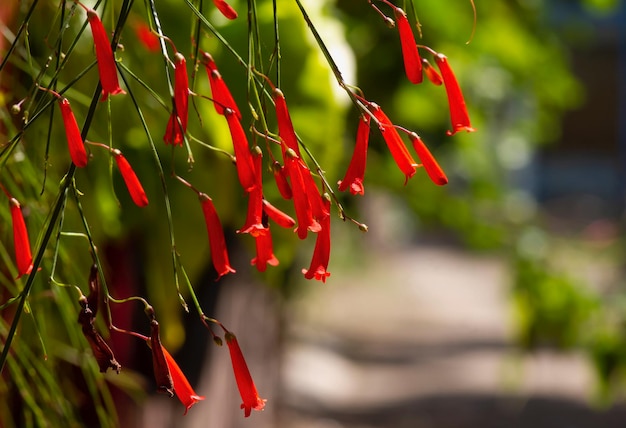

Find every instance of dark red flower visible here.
[224,331,266,417]
[113,150,149,207]
[150,319,174,396]
[338,114,371,195]
[394,7,422,84]
[199,193,236,279]
[213,0,238,20]
[302,197,331,283]
[58,98,88,168]
[409,133,448,186]
[86,9,125,101]
[225,108,258,193]
[238,148,266,236]
[201,53,241,119]
[77,297,121,374]
[272,161,292,200]
[422,58,443,86]
[9,198,33,278]
[433,53,476,135]
[251,229,279,272]
[369,103,417,183]
[262,199,295,229]
[164,53,189,146]
[161,346,205,414]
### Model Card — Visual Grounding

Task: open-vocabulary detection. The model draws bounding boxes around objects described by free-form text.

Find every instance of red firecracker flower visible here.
[238,148,266,236]
[224,331,266,417]
[422,58,443,86]
[113,150,149,207]
[273,88,301,156]
[134,22,159,52]
[164,53,189,146]
[302,197,331,283]
[199,193,236,279]
[58,98,88,168]
[161,346,205,414]
[251,229,279,272]
[369,103,417,183]
[409,133,448,186]
[433,53,476,135]
[225,108,258,193]
[86,8,125,101]
[283,149,321,240]
[272,161,292,200]
[149,320,174,396]
[394,7,422,84]
[262,199,295,229]
[338,114,371,195]
[213,0,238,20]
[9,198,33,278]
[201,53,241,119]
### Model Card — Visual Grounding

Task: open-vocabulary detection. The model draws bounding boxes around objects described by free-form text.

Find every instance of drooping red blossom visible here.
[299,160,329,221]
[212,0,238,20]
[262,199,295,229]
[302,197,331,283]
[394,7,422,84]
[338,114,371,195]
[58,98,88,168]
[238,148,266,236]
[134,22,159,52]
[150,319,174,396]
[273,88,301,156]
[77,297,121,374]
[283,148,321,239]
[161,346,205,414]
[164,53,189,146]
[113,150,149,207]
[433,53,476,135]
[199,192,236,279]
[422,58,443,86]
[86,9,125,101]
[9,198,33,278]
[201,52,241,119]
[409,133,448,186]
[369,103,417,183]
[225,108,258,193]
[251,229,279,272]
[224,331,266,417]
[272,161,292,200]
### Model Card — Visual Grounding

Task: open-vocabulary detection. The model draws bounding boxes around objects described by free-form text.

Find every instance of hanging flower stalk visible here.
[113,150,149,207]
[409,133,448,186]
[82,6,125,101]
[223,330,266,417]
[8,197,33,278]
[394,7,422,84]
[433,52,476,135]
[338,114,371,195]
[164,53,190,146]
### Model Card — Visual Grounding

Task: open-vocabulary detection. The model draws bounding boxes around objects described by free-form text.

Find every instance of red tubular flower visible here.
[113,150,149,207]
[238,148,266,236]
[9,198,33,278]
[394,7,422,84]
[201,53,241,119]
[283,149,321,239]
[135,22,159,52]
[299,160,328,221]
[224,332,266,417]
[433,53,476,135]
[225,108,257,193]
[199,193,236,279]
[272,161,292,200]
[409,133,448,186]
[302,197,331,283]
[150,319,174,396]
[161,346,205,414]
[422,58,443,86]
[369,103,417,183]
[338,114,371,195]
[58,98,88,168]
[251,229,279,272]
[273,88,301,156]
[212,0,238,20]
[262,199,295,229]
[86,9,125,101]
[164,53,189,146]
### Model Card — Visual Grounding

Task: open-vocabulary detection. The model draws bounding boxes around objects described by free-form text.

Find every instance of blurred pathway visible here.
[280,245,626,428]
